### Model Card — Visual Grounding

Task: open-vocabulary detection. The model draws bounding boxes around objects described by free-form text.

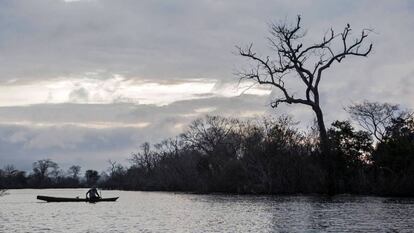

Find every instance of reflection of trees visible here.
[0,189,7,196]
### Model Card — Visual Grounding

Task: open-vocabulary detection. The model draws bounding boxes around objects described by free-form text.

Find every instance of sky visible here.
[0,0,413,172]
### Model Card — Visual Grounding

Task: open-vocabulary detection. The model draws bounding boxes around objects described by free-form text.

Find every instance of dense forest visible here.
[1,102,413,196]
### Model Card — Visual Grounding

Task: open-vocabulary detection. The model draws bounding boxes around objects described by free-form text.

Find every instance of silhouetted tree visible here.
[180,116,242,191]
[374,115,414,173]
[0,165,27,188]
[68,165,81,179]
[2,113,414,195]
[3,165,17,176]
[105,160,126,189]
[347,101,407,143]
[240,117,301,193]
[181,116,241,157]
[84,170,100,186]
[237,15,373,153]
[153,139,199,191]
[372,115,414,195]
[329,121,373,166]
[31,159,59,187]
[130,143,158,172]
[327,121,373,192]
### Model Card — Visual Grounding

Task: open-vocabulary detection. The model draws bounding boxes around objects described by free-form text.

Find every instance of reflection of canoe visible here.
[37,195,119,203]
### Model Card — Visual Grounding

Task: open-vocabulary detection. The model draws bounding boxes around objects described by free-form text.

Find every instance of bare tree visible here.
[3,165,17,176]
[346,101,408,142]
[130,143,158,172]
[107,160,125,176]
[32,159,59,184]
[237,15,373,153]
[68,165,81,179]
[180,115,240,156]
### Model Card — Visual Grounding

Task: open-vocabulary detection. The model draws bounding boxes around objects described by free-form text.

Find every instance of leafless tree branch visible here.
[237,15,373,151]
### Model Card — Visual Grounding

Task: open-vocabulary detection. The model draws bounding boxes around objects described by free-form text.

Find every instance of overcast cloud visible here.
[0,0,413,171]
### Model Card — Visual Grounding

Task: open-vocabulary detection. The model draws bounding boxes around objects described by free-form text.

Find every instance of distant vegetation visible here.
[1,102,413,196]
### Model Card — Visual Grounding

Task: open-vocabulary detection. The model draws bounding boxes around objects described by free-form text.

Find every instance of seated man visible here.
[86,187,101,200]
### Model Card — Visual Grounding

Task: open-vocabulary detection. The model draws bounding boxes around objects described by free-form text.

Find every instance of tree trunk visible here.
[312,105,328,153]
[313,105,335,194]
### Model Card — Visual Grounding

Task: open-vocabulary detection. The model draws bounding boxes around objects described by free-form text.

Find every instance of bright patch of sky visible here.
[0,73,270,107]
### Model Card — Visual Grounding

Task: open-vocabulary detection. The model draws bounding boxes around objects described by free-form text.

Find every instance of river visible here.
[1,189,413,232]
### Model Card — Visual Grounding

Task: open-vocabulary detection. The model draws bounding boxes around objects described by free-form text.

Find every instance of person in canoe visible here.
[86,186,101,201]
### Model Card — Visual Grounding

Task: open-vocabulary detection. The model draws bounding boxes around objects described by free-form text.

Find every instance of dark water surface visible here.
[1,189,413,232]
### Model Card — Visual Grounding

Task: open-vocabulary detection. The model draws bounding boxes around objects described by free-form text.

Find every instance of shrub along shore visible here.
[1,109,414,196]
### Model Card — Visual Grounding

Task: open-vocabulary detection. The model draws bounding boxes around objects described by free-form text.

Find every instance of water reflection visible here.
[1,189,414,232]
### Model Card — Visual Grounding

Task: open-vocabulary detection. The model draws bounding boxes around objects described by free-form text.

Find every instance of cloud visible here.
[0,124,142,171]
[0,94,271,125]
[0,0,413,170]
[0,94,273,170]
[0,73,272,106]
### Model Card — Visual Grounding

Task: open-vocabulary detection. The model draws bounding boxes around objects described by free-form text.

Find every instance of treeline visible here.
[1,102,413,196]
[0,160,103,189]
[102,107,414,196]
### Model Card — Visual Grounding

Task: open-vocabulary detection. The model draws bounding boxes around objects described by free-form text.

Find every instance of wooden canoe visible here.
[37,195,119,203]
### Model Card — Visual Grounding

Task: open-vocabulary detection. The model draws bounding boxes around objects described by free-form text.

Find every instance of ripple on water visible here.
[1,189,414,232]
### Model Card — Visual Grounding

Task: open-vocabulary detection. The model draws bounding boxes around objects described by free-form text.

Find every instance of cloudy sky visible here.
[0,0,413,171]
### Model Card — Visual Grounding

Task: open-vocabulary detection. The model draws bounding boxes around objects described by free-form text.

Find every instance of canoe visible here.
[37,195,119,203]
